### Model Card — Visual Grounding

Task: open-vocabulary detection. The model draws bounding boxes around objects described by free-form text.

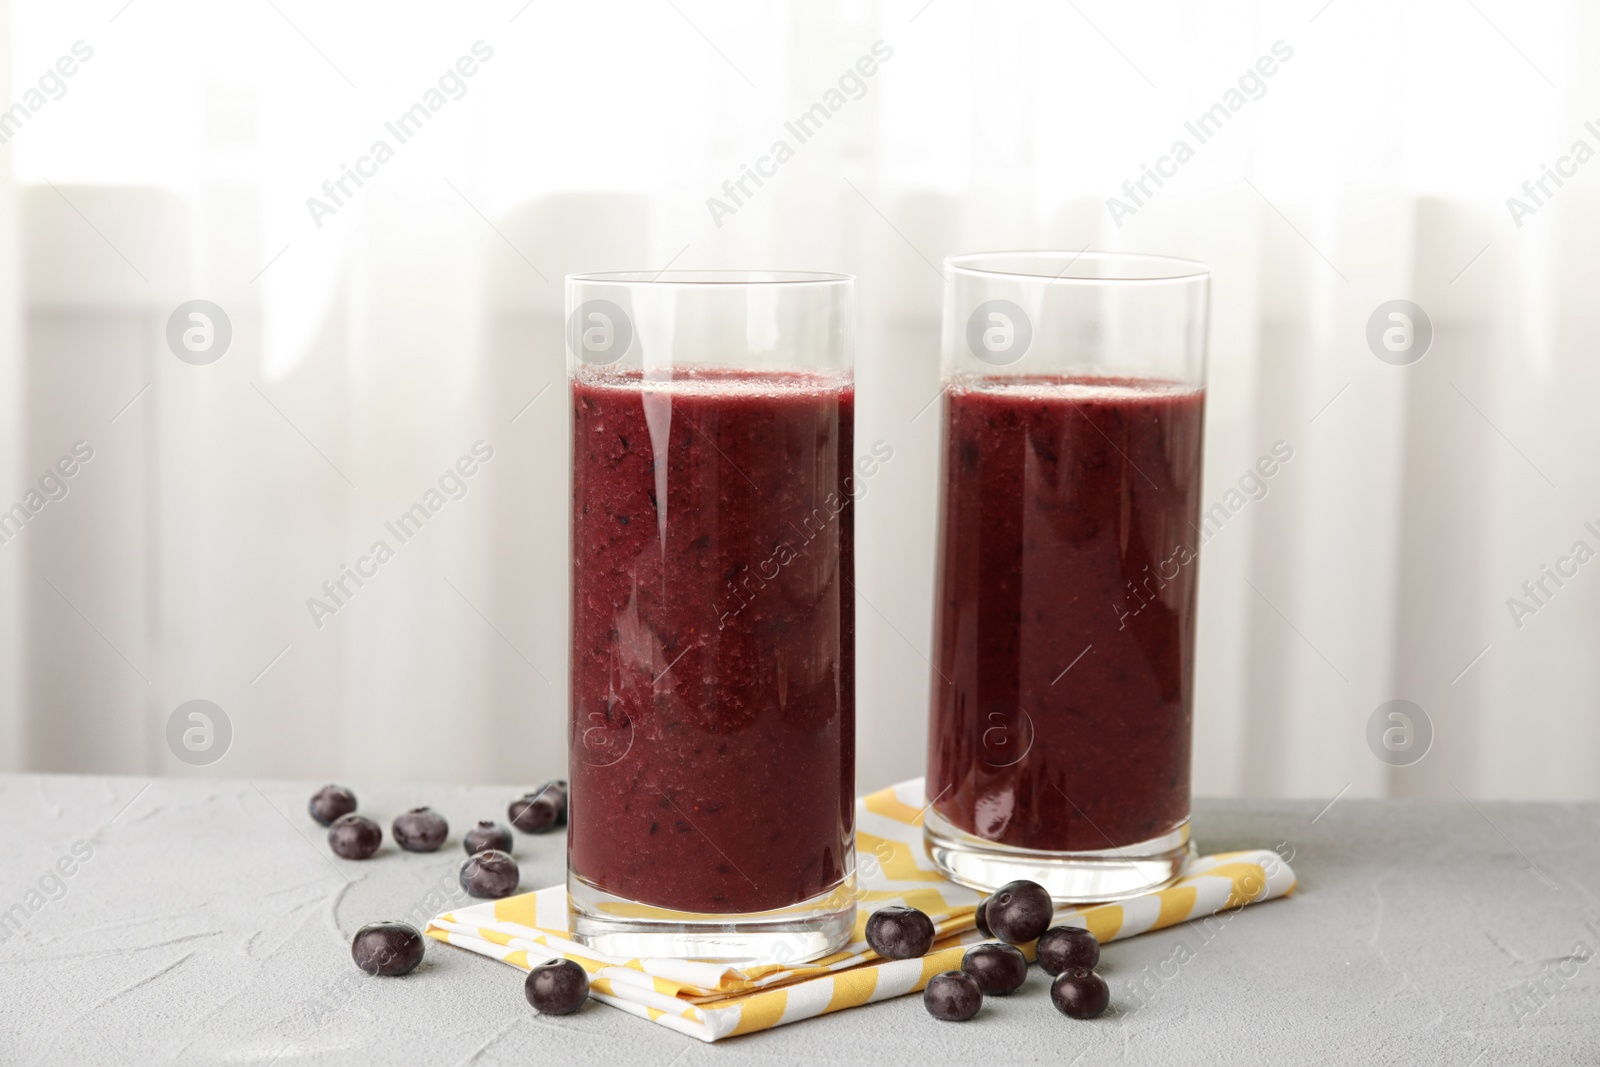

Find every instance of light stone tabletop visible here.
[2,775,1596,1065]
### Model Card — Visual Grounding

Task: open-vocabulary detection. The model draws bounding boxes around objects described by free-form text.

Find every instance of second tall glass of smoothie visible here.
[566,271,855,963]
[924,252,1209,901]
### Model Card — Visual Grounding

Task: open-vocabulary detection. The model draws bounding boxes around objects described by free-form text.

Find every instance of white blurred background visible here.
[0,0,1595,801]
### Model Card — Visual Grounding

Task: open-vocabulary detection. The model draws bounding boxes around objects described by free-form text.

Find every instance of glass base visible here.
[567,873,857,965]
[923,810,1193,902]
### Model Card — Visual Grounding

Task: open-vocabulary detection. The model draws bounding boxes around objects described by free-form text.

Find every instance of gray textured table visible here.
[2,775,1596,1065]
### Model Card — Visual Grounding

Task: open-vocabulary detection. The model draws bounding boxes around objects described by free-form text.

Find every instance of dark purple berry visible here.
[464,820,514,855]
[460,849,520,899]
[351,921,424,976]
[1051,967,1110,1019]
[392,807,448,852]
[974,895,992,938]
[961,942,1028,995]
[508,794,557,833]
[524,958,589,1015]
[1036,925,1099,975]
[509,782,567,834]
[865,905,935,959]
[328,813,382,859]
[923,970,983,1021]
[986,879,1053,944]
[309,784,357,827]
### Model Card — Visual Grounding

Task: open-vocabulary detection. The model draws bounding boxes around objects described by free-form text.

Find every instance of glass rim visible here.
[567,269,854,288]
[945,250,1210,284]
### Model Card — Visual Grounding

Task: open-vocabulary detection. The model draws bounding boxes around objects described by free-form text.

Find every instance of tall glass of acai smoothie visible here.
[924,251,1209,902]
[566,270,856,962]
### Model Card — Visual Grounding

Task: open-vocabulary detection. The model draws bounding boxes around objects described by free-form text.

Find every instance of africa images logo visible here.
[1365,700,1432,767]
[1365,300,1432,366]
[166,300,233,366]
[166,700,232,766]
[966,300,1031,366]
[566,300,633,366]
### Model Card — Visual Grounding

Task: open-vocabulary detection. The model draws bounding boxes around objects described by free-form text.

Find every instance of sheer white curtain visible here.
[0,0,1594,800]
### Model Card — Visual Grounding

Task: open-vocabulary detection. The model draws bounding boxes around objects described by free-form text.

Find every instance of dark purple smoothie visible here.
[570,369,854,914]
[928,376,1205,853]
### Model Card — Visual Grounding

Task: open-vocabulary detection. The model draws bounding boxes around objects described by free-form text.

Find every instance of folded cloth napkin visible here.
[426,777,1296,1042]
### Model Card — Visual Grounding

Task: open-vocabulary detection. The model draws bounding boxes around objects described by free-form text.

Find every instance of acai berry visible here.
[351,921,424,976]
[509,782,568,834]
[923,970,983,1021]
[865,905,936,959]
[392,807,448,853]
[1050,967,1110,1019]
[525,958,589,1015]
[985,879,1053,944]
[328,813,382,860]
[961,942,1028,995]
[463,820,514,856]
[309,784,358,827]
[460,849,520,899]
[1036,925,1099,975]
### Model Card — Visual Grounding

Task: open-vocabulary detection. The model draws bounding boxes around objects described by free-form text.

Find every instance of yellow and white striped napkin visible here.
[426,778,1296,1042]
